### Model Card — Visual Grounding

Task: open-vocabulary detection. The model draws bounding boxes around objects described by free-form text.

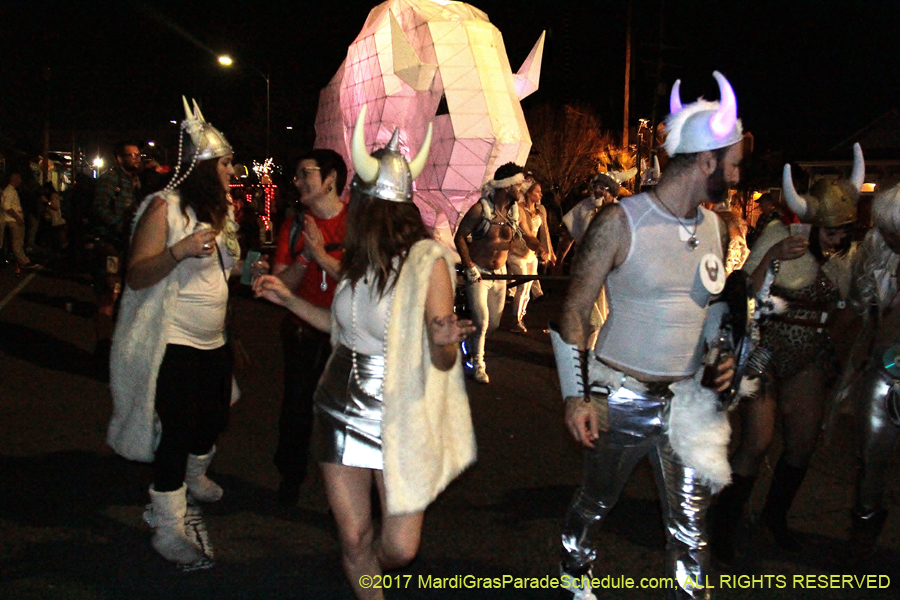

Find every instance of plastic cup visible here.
[789,223,812,239]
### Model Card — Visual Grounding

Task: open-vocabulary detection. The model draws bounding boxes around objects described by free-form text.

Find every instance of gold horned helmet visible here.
[782,143,865,228]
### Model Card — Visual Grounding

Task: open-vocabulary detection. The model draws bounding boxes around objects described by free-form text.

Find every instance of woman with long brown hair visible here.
[254,107,476,599]
[107,99,243,568]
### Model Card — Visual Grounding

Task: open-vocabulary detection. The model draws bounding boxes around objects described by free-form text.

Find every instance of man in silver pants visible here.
[553,71,744,600]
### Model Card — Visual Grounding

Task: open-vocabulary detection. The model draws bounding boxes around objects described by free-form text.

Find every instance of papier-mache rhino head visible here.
[315,0,544,243]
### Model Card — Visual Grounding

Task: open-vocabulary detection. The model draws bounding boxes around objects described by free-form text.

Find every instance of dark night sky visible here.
[1,0,898,164]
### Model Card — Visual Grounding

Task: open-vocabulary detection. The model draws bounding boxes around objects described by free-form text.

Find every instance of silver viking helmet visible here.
[180,96,233,163]
[349,105,433,202]
[782,143,865,227]
[663,71,743,156]
[164,96,233,192]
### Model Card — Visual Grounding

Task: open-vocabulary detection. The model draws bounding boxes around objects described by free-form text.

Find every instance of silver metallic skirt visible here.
[313,344,385,470]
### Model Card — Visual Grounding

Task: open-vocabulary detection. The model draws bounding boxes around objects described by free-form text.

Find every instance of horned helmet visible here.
[663,71,743,156]
[164,96,233,191]
[349,105,432,202]
[783,143,865,228]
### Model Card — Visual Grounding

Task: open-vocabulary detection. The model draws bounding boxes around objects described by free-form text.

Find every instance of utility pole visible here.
[623,0,632,148]
[42,67,51,185]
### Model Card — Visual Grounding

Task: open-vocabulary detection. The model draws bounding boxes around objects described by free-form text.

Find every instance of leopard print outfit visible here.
[759,268,839,380]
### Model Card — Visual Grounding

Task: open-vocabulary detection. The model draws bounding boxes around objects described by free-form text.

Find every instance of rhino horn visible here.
[390,11,436,92]
[514,31,545,100]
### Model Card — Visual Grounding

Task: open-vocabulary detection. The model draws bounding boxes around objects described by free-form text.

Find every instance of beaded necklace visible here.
[349,275,397,396]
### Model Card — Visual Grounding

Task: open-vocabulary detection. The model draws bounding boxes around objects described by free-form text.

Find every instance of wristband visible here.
[549,322,590,402]
[168,246,179,262]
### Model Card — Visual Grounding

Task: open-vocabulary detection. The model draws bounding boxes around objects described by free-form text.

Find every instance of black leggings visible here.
[153,344,232,492]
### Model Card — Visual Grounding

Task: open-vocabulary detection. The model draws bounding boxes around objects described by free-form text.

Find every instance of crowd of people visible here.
[5,68,897,600]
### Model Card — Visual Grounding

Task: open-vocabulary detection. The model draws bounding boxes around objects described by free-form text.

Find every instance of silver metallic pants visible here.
[855,366,900,514]
[314,345,385,470]
[562,388,712,600]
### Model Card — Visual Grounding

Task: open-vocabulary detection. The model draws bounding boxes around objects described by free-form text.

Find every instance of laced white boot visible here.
[145,484,204,565]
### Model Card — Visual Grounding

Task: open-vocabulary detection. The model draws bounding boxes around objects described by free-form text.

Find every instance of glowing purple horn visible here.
[669,79,683,114]
[709,71,737,141]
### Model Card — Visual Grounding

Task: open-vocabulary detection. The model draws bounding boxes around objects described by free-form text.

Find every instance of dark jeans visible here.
[274,315,332,483]
[153,344,232,492]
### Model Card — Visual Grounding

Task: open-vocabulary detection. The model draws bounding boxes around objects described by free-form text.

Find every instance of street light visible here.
[218,54,270,157]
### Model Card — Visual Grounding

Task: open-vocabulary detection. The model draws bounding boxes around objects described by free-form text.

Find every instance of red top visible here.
[273,206,348,321]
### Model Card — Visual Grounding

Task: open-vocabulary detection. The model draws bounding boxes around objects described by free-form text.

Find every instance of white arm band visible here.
[549,323,587,401]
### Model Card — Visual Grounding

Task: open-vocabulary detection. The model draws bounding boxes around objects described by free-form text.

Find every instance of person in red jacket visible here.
[270,149,348,506]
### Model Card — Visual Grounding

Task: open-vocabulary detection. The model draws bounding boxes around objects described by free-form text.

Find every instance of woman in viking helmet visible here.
[711,144,865,562]
[106,98,245,567]
[254,106,476,600]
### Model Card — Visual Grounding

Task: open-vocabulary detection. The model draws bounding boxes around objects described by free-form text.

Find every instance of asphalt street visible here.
[1,263,898,599]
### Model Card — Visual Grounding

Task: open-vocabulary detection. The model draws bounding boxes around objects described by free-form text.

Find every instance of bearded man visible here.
[553,72,742,600]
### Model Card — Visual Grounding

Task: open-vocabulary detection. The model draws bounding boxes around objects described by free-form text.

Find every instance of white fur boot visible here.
[185,446,223,503]
[145,484,204,565]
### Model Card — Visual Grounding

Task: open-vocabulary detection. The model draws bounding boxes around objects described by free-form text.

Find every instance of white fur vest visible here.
[106,191,204,462]
[332,239,477,515]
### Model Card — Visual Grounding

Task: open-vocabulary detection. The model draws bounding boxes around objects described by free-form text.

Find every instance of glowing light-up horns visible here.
[670,79,683,114]
[709,71,738,141]
[668,71,737,142]
[351,106,379,183]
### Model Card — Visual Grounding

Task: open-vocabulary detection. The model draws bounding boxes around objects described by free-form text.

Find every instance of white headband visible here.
[489,173,525,190]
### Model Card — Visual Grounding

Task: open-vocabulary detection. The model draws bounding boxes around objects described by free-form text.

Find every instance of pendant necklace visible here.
[652,191,700,250]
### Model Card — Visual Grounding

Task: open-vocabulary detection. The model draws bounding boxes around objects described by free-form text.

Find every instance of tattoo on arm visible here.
[560,204,628,346]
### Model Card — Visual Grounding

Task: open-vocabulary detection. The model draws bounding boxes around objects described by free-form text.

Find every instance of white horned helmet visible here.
[350,105,433,202]
[782,143,865,228]
[164,96,233,191]
[663,71,743,156]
